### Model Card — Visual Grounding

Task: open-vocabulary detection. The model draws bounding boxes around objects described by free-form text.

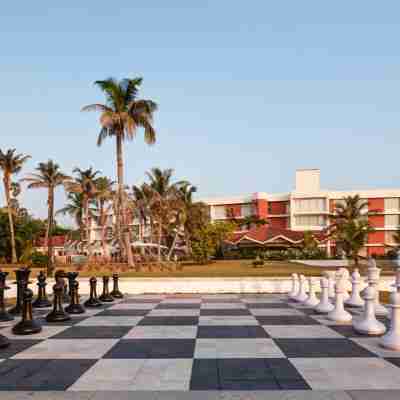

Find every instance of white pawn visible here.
[381,284,400,350]
[345,268,365,307]
[324,271,336,299]
[367,265,389,316]
[327,277,352,323]
[288,273,299,300]
[294,275,308,303]
[353,283,386,335]
[303,277,319,307]
[338,268,350,301]
[314,277,334,314]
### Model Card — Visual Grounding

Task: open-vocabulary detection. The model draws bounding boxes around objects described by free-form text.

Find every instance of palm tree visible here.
[22,160,71,275]
[57,192,86,240]
[82,77,157,266]
[331,195,369,225]
[132,183,154,243]
[67,167,100,258]
[0,149,30,263]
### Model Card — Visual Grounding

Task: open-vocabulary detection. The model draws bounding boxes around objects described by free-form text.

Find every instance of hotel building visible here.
[200,169,400,256]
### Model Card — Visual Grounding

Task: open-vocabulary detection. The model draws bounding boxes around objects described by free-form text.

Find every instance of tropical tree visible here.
[22,160,71,275]
[57,192,86,240]
[132,183,154,244]
[0,149,30,263]
[82,77,158,266]
[331,195,369,225]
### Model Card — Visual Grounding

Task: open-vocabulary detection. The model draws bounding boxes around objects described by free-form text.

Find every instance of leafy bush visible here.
[30,252,49,267]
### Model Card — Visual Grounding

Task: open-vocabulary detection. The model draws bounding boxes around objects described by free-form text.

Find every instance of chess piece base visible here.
[345,298,365,308]
[46,310,71,322]
[99,294,114,302]
[110,290,123,299]
[314,303,334,314]
[12,320,42,335]
[381,331,400,350]
[353,318,386,335]
[374,303,389,316]
[65,304,85,314]
[303,298,320,307]
[84,299,103,308]
[327,308,352,323]
[32,299,52,308]
[0,334,9,348]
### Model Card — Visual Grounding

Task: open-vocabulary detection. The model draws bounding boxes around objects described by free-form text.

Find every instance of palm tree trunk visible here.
[84,196,92,258]
[99,201,110,260]
[167,230,179,261]
[116,134,134,266]
[47,188,55,276]
[3,175,17,263]
[157,221,162,262]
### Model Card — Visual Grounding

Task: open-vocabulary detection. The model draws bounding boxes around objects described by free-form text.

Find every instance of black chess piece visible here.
[110,273,123,299]
[67,271,79,298]
[0,271,14,322]
[32,271,51,308]
[12,287,42,335]
[0,333,9,349]
[84,277,102,308]
[98,276,114,302]
[9,267,31,315]
[55,270,70,303]
[46,283,71,322]
[65,279,85,314]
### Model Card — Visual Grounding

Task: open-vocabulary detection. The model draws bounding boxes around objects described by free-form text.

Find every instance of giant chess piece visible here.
[294,275,308,302]
[84,277,102,308]
[99,276,114,302]
[9,267,31,315]
[0,333,9,349]
[0,271,14,321]
[67,272,79,298]
[55,270,70,304]
[324,271,336,299]
[303,277,319,307]
[327,276,352,323]
[65,279,85,314]
[110,273,123,299]
[353,282,386,335]
[366,264,388,316]
[338,268,350,301]
[32,271,51,308]
[288,273,299,301]
[46,283,71,323]
[314,277,334,314]
[381,283,400,350]
[12,287,42,335]
[345,268,365,308]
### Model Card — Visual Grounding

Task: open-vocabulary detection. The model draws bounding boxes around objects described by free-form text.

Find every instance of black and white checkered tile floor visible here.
[1,293,400,391]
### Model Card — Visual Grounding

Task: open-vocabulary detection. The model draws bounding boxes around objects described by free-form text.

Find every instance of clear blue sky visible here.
[1,2,400,226]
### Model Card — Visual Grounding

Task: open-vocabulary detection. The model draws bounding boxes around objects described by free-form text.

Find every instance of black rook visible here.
[12,287,42,335]
[84,277,102,308]
[32,271,51,308]
[46,283,71,323]
[99,276,114,302]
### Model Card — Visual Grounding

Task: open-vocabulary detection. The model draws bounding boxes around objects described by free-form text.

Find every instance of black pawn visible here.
[99,276,114,302]
[110,273,124,299]
[12,287,42,335]
[67,272,79,298]
[46,283,71,323]
[55,270,70,303]
[65,280,85,314]
[84,277,102,308]
[9,267,31,315]
[0,333,9,349]
[32,271,51,308]
[0,271,14,322]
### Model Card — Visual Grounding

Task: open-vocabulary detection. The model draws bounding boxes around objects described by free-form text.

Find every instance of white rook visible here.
[288,273,299,301]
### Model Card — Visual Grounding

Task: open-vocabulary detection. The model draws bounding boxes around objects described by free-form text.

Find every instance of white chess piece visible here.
[303,277,319,307]
[353,283,386,335]
[314,277,334,314]
[345,268,365,307]
[381,283,400,350]
[337,268,350,301]
[366,265,389,316]
[327,277,352,323]
[324,271,336,299]
[288,273,299,300]
[294,275,308,303]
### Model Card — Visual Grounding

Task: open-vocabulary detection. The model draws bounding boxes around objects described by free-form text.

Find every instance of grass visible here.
[1,259,397,279]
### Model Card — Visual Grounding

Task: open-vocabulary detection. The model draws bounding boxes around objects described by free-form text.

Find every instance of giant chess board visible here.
[1,293,400,392]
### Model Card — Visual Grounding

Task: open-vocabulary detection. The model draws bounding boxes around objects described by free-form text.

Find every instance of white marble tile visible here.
[108,303,157,310]
[199,316,259,326]
[200,303,246,309]
[76,316,143,326]
[262,325,345,338]
[249,308,303,316]
[351,337,400,358]
[0,325,69,339]
[147,309,200,317]
[124,325,197,339]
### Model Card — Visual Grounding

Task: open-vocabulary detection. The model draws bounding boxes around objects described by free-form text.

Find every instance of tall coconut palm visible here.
[67,167,100,258]
[0,149,30,263]
[22,160,71,275]
[82,77,158,266]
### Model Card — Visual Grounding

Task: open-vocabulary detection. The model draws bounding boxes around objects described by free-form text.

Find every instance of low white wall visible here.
[292,260,349,267]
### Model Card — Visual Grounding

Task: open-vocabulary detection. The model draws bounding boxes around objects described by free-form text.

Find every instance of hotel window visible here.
[385,214,400,228]
[295,215,326,227]
[385,198,400,211]
[294,198,326,212]
[213,205,226,219]
[241,204,253,217]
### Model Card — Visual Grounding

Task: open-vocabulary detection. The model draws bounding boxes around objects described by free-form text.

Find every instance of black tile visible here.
[190,359,219,390]
[0,359,96,390]
[200,309,251,316]
[103,339,195,358]
[328,325,385,338]
[275,338,378,358]
[0,339,43,358]
[255,316,320,325]
[197,326,269,338]
[37,316,88,326]
[96,309,149,317]
[246,303,291,309]
[51,326,131,339]
[138,316,198,326]
[156,303,200,309]
[297,308,319,316]
[385,358,400,368]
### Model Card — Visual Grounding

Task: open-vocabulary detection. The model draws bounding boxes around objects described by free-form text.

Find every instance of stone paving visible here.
[1,294,400,399]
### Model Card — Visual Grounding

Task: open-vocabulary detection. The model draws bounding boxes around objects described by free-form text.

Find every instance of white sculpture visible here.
[345,268,365,307]
[324,271,336,299]
[353,283,386,335]
[314,277,334,314]
[303,277,319,307]
[381,283,400,350]
[366,264,389,316]
[337,268,350,301]
[294,275,308,303]
[327,276,352,323]
[288,273,299,300]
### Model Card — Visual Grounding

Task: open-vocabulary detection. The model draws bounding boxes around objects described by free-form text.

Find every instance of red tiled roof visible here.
[35,235,67,247]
